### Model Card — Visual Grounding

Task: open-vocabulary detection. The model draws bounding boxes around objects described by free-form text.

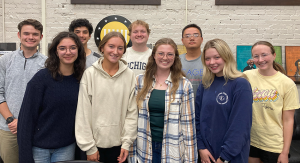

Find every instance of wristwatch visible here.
[6,116,15,124]
[219,157,229,163]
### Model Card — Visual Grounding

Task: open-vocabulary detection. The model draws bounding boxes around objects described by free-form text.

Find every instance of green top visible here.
[148,89,166,142]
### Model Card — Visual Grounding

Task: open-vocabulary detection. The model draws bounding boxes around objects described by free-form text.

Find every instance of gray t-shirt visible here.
[179,53,203,97]
[86,51,101,69]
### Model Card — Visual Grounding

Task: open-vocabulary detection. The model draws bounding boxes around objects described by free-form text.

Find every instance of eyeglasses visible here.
[183,33,201,38]
[252,53,270,60]
[156,52,175,59]
[57,46,78,53]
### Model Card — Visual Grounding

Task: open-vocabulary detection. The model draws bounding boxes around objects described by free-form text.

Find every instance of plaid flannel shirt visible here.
[128,73,197,163]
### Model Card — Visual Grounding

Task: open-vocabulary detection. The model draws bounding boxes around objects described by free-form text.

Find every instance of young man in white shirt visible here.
[123,20,152,76]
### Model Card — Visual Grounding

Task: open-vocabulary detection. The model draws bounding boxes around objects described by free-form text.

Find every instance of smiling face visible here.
[57,38,78,67]
[101,37,125,64]
[74,26,91,46]
[204,48,225,77]
[154,44,175,71]
[181,27,203,50]
[252,44,276,71]
[130,25,149,46]
[18,25,43,50]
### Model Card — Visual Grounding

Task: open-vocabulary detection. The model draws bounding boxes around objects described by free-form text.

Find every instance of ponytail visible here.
[273,61,286,75]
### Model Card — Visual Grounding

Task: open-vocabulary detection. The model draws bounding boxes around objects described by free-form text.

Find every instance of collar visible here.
[18,47,40,59]
[152,72,172,85]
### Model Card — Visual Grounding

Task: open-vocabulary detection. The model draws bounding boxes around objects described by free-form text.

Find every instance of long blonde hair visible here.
[201,38,248,88]
[136,38,185,109]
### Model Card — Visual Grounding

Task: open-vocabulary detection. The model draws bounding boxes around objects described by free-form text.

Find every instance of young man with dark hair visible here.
[0,19,47,163]
[69,18,101,69]
[123,20,152,76]
[180,23,204,97]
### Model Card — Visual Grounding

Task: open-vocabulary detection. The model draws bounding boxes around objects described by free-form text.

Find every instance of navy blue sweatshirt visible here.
[18,68,79,163]
[195,76,252,163]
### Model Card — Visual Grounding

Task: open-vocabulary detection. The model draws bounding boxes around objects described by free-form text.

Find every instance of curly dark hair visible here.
[45,31,86,81]
[69,18,93,35]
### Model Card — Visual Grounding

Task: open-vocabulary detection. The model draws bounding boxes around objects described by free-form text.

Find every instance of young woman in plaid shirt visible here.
[129,38,197,163]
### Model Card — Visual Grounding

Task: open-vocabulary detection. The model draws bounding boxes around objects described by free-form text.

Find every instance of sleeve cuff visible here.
[220,151,232,162]
[121,142,130,151]
[86,146,98,156]
[197,140,206,150]
[0,100,6,105]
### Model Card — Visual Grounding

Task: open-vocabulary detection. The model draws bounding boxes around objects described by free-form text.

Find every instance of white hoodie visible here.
[75,57,138,155]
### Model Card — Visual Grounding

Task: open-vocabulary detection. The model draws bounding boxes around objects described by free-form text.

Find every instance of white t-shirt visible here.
[123,47,152,76]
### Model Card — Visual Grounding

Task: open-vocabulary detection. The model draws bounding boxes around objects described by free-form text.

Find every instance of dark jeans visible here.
[97,145,128,163]
[152,141,162,163]
[75,144,87,160]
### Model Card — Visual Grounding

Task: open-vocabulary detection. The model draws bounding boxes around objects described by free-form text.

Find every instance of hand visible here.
[199,149,215,163]
[277,152,289,163]
[87,151,100,162]
[216,158,223,163]
[117,148,128,163]
[8,119,18,134]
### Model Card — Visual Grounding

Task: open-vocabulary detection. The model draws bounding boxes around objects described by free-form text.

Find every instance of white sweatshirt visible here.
[75,57,138,155]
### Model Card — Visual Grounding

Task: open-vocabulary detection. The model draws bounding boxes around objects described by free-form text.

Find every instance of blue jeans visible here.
[32,143,75,163]
[152,141,162,163]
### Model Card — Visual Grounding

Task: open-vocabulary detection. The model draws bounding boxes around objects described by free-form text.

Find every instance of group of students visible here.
[0,18,299,163]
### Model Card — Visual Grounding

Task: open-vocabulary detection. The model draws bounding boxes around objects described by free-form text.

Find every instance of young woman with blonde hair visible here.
[75,31,137,163]
[129,38,197,163]
[196,38,253,163]
[245,41,299,163]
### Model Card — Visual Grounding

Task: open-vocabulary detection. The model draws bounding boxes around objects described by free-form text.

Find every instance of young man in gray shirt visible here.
[0,19,47,163]
[69,18,101,69]
[180,24,204,97]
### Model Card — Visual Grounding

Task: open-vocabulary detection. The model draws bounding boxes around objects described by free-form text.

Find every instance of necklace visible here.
[157,80,164,87]
[155,76,165,87]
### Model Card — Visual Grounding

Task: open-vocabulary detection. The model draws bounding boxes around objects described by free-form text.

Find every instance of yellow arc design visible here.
[100,21,130,45]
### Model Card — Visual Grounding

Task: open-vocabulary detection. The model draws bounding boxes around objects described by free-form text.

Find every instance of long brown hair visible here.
[201,38,248,88]
[45,31,86,81]
[136,38,185,109]
[251,41,286,74]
